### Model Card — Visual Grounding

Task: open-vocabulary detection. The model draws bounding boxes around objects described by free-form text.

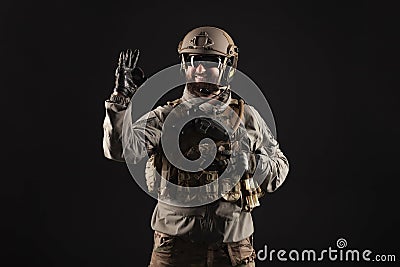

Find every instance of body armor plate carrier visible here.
[144,97,264,211]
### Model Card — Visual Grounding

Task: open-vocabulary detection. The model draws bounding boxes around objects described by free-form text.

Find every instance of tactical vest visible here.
[144,97,264,211]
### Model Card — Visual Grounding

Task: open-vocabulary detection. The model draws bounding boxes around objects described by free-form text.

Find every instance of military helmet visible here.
[178,26,239,83]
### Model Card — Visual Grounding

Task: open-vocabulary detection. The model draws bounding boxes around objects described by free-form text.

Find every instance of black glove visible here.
[114,49,146,98]
[216,126,251,174]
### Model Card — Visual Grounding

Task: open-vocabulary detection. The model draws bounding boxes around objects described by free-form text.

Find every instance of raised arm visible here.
[102,49,146,162]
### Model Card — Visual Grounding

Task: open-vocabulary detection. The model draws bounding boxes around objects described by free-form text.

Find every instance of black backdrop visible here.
[2,1,398,266]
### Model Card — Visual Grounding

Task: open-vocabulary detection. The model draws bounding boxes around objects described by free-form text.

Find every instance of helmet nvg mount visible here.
[178,26,239,85]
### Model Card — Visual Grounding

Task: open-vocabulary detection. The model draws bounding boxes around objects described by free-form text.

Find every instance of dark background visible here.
[2,1,398,266]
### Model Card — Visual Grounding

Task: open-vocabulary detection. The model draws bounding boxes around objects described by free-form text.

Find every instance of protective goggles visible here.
[185,55,223,69]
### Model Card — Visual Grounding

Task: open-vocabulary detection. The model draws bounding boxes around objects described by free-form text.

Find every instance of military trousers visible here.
[148,231,256,267]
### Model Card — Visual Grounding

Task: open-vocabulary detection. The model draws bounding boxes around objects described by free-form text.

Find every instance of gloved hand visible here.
[218,151,249,174]
[216,127,251,175]
[114,49,146,98]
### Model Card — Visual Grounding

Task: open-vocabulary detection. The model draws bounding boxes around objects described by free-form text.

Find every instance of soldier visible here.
[103,26,289,266]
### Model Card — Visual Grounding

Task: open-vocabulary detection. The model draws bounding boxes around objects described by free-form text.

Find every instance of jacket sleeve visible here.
[103,100,128,162]
[103,100,163,163]
[245,105,289,193]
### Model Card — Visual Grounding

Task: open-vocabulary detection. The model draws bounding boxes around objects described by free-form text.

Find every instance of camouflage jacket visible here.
[103,93,289,243]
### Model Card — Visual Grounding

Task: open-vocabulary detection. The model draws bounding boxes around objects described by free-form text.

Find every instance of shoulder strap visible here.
[227,97,245,132]
[166,97,245,130]
[229,98,239,106]
[166,98,182,107]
